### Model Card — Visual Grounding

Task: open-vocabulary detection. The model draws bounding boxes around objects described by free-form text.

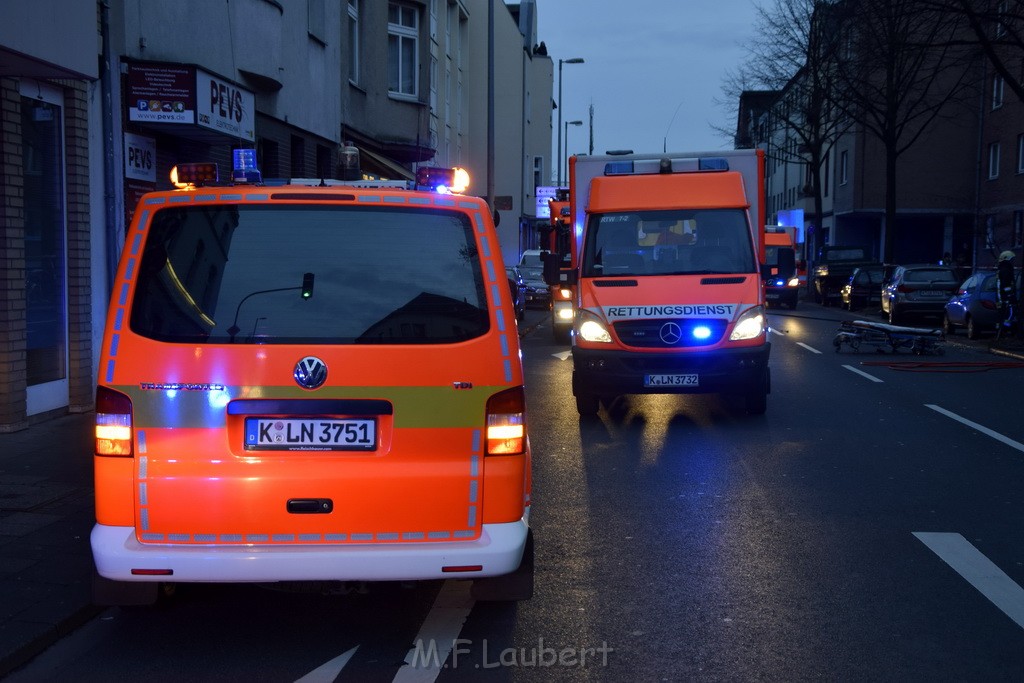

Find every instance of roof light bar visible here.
[416,166,470,194]
[171,163,218,188]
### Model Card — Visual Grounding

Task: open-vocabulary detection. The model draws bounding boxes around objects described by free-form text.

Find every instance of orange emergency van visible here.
[545,150,771,416]
[92,157,532,604]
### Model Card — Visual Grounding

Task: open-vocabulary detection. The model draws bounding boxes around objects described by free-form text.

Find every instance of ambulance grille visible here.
[614,319,727,348]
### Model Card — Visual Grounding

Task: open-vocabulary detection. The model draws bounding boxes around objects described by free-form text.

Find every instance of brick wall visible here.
[58,79,94,414]
[0,78,28,431]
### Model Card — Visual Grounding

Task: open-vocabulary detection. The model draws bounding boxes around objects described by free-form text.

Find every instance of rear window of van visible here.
[130,205,489,344]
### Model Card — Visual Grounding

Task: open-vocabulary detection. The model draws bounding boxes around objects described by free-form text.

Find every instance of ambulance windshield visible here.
[581,208,755,278]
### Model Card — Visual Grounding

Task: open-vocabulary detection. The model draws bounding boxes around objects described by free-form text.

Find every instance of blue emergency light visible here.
[232,149,262,184]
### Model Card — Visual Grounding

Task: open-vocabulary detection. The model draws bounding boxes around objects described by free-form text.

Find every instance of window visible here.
[348,0,360,84]
[533,156,543,192]
[291,136,305,177]
[1017,133,1024,174]
[993,74,1004,109]
[429,55,437,110]
[997,1,1008,37]
[989,142,1001,179]
[1015,210,1023,248]
[316,144,331,179]
[308,0,326,44]
[839,150,848,185]
[388,3,419,97]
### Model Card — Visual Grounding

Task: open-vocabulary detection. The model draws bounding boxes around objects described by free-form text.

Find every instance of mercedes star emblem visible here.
[659,322,683,345]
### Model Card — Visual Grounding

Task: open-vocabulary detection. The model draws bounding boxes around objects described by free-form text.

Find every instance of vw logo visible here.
[659,322,683,345]
[294,356,327,390]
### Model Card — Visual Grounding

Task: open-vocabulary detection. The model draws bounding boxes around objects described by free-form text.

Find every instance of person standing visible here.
[997,250,1017,332]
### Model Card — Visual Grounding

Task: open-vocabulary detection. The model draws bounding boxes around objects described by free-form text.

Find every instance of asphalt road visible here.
[6,304,1024,682]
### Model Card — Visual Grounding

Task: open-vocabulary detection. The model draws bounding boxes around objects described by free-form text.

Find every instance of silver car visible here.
[881,264,960,325]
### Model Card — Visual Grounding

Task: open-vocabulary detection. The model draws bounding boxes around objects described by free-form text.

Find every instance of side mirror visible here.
[542,251,561,286]
[542,251,577,287]
[778,247,796,277]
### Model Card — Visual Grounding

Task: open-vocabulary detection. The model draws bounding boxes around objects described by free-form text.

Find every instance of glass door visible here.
[21,80,68,415]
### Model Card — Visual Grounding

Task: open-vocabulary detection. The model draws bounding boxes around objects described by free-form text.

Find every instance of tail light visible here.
[96,386,133,457]
[897,284,915,293]
[982,300,997,310]
[485,387,526,455]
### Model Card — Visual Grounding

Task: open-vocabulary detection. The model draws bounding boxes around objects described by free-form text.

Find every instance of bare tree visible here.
[717,0,849,264]
[922,0,1024,102]
[749,0,849,261]
[829,0,976,262]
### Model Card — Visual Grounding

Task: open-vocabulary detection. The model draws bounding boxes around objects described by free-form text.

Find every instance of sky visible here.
[534,0,765,166]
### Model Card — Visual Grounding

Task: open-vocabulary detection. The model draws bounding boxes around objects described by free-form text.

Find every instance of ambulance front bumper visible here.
[92,517,529,582]
[572,343,770,396]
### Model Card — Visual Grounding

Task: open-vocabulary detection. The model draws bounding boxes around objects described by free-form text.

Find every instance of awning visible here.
[358,147,415,182]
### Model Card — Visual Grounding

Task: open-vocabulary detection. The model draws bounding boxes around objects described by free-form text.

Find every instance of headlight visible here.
[729,306,766,341]
[787,277,800,287]
[815,265,829,276]
[577,311,612,343]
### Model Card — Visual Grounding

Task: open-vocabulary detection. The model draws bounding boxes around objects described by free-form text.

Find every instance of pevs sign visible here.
[197,68,254,141]
[126,61,254,142]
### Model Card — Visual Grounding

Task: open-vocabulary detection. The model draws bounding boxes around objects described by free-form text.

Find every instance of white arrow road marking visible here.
[393,580,475,682]
[294,645,359,683]
[552,350,572,361]
[842,364,883,382]
[913,532,1024,629]
[925,404,1024,454]
[796,342,821,354]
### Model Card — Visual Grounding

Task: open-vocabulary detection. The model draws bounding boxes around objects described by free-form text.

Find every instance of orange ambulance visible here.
[92,158,532,604]
[545,150,771,415]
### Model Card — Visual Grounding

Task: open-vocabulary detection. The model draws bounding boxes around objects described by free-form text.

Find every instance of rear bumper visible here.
[92,517,529,582]
[572,343,770,396]
[892,299,948,316]
[764,287,798,305]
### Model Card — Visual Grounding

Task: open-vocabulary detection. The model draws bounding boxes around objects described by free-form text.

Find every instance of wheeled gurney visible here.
[833,319,945,355]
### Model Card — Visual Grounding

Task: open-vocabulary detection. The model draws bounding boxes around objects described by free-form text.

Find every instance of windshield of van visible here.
[130,205,489,344]
[581,209,755,278]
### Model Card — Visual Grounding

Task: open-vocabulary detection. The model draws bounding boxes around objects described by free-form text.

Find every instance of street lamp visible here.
[557,57,584,187]
[564,120,583,163]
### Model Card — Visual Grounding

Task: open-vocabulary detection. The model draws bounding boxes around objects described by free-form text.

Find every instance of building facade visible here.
[0,0,553,432]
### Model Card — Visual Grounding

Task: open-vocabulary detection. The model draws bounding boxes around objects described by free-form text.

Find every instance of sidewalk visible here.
[0,322,1021,678]
[0,412,103,678]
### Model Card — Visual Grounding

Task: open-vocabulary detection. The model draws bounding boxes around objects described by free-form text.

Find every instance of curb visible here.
[0,603,105,678]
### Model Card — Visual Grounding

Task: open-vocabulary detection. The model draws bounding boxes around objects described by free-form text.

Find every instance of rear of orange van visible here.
[92,180,531,602]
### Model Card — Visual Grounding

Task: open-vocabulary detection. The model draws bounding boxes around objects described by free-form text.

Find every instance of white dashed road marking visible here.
[925,404,1024,454]
[913,532,1024,629]
[842,364,884,382]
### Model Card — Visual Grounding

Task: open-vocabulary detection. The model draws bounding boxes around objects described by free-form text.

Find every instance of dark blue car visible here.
[943,269,1020,339]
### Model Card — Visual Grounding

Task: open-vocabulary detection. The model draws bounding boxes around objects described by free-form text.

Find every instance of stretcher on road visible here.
[833,319,945,355]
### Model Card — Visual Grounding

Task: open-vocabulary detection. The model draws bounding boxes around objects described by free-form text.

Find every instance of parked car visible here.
[517,249,550,308]
[943,269,1021,339]
[880,264,961,325]
[506,266,527,321]
[840,264,886,311]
